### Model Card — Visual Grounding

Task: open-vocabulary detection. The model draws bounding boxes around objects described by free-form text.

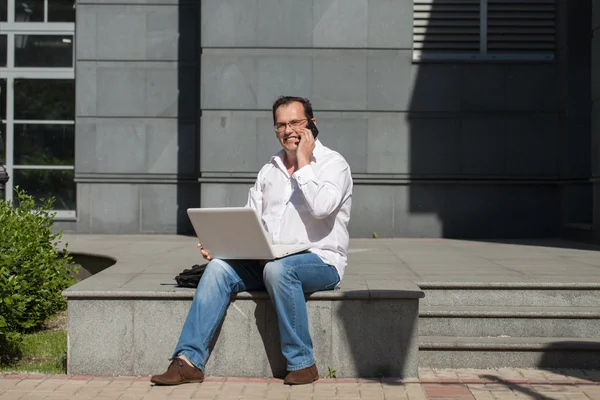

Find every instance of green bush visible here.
[0,187,77,354]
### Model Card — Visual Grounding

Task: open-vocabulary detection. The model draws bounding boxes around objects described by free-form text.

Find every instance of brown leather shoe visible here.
[150,358,204,386]
[283,364,319,385]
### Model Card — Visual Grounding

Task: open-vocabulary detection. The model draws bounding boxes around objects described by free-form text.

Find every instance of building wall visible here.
[63,0,582,238]
[560,0,594,241]
[67,0,201,233]
[593,0,600,242]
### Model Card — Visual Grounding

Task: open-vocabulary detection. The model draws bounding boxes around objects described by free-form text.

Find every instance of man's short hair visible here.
[272,96,314,124]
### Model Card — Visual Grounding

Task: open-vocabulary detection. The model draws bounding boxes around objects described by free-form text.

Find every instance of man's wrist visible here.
[297,157,311,169]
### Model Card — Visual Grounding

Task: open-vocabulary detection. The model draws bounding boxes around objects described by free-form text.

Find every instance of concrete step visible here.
[418,282,600,307]
[419,306,600,338]
[419,336,600,369]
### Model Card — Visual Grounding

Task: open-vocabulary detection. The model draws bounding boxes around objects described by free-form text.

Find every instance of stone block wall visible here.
[63,0,582,238]
[593,0,600,241]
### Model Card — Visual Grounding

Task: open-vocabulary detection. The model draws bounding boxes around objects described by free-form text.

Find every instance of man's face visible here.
[274,101,310,153]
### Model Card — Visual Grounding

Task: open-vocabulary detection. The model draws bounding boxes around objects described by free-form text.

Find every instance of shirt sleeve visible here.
[245,171,263,215]
[292,157,352,219]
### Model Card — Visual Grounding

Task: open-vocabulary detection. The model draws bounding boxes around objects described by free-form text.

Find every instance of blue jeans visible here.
[172,252,340,372]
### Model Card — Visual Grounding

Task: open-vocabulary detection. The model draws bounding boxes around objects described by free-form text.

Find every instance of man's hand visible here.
[296,127,315,169]
[197,242,212,261]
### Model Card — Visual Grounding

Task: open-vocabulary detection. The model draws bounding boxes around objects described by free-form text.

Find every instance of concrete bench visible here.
[61,236,424,378]
[64,283,424,378]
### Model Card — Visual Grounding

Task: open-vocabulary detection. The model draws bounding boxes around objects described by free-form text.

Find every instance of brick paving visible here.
[0,369,598,399]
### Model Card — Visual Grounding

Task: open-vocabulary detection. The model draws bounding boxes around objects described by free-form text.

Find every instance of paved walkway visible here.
[1,368,599,399]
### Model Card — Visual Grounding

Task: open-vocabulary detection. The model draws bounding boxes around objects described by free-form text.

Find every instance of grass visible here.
[0,312,67,375]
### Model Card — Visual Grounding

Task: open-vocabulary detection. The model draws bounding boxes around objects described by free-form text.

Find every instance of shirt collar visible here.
[271,139,324,166]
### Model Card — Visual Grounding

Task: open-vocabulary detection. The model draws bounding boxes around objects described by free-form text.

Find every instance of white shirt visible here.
[245,139,353,283]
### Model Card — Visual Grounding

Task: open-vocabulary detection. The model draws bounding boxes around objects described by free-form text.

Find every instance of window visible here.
[413,0,557,61]
[15,35,74,67]
[0,0,75,219]
[15,0,75,23]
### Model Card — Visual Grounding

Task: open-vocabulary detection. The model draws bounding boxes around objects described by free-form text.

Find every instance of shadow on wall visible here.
[538,341,600,370]
[176,0,202,235]
[407,0,591,239]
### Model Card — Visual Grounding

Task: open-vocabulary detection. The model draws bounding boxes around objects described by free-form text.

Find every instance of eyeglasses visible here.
[273,119,307,133]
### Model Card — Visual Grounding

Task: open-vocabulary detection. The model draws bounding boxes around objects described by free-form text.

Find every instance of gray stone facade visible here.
[60,0,596,239]
[594,0,600,242]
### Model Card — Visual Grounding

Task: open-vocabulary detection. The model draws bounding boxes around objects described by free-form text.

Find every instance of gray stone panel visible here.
[257,116,286,163]
[78,62,196,118]
[78,0,193,3]
[367,52,413,111]
[595,0,600,30]
[504,65,560,112]
[76,119,197,175]
[67,300,134,376]
[306,301,334,377]
[460,119,507,175]
[201,55,258,109]
[76,120,145,173]
[200,183,253,208]
[397,184,560,239]
[419,349,600,369]
[421,289,600,308]
[140,184,199,233]
[314,116,368,174]
[349,185,395,238]
[96,7,147,60]
[200,52,481,112]
[409,117,462,175]
[201,113,261,172]
[257,0,313,48]
[595,182,600,242]
[420,316,599,338]
[312,54,368,110]
[368,0,413,49]
[201,0,258,47]
[96,66,146,116]
[68,296,420,377]
[505,117,559,176]
[256,56,313,109]
[395,185,444,238]
[76,5,195,61]
[133,300,190,376]
[439,185,559,238]
[313,0,368,48]
[460,65,508,112]
[562,183,593,224]
[367,113,409,174]
[408,64,462,112]
[145,6,181,61]
[75,7,96,60]
[202,111,367,173]
[331,300,419,378]
[205,299,273,377]
[593,101,600,175]
[201,0,410,49]
[594,35,600,102]
[88,184,141,233]
[75,64,97,116]
[145,67,179,117]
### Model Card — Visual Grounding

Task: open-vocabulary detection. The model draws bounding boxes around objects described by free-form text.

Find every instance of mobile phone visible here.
[306,120,319,139]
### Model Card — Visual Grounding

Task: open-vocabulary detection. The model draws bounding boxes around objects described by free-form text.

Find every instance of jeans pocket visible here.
[324,266,340,290]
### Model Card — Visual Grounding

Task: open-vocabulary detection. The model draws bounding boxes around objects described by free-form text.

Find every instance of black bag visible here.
[175,263,207,288]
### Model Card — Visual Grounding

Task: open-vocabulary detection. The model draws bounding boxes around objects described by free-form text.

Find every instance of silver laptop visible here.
[186,207,311,260]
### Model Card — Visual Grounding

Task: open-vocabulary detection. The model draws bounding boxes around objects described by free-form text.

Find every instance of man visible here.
[151,96,353,386]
